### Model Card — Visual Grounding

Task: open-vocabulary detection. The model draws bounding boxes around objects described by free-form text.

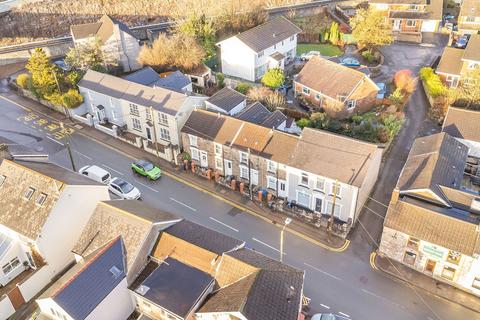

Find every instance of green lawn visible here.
[296,43,342,57]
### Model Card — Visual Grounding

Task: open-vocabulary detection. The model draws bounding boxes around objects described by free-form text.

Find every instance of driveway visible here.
[350,34,448,246]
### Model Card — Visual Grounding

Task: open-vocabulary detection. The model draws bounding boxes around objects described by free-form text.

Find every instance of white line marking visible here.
[338,312,350,318]
[252,237,281,253]
[135,180,159,193]
[102,164,124,175]
[209,217,239,232]
[320,304,330,309]
[46,136,64,146]
[304,262,342,281]
[170,197,196,211]
[75,151,92,160]
[361,289,402,308]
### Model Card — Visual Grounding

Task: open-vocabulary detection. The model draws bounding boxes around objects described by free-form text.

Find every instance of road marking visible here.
[252,237,281,253]
[135,180,159,193]
[361,288,403,309]
[102,164,124,175]
[75,151,92,160]
[320,304,330,309]
[304,262,342,281]
[46,136,64,146]
[338,312,350,318]
[369,251,379,270]
[209,217,239,232]
[170,197,196,211]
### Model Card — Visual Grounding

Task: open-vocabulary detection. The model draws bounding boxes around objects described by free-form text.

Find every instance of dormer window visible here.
[0,175,5,188]
[36,193,47,206]
[24,187,35,200]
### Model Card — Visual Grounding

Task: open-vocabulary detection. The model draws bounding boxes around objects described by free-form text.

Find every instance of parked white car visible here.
[300,51,321,61]
[78,165,111,184]
[108,177,141,200]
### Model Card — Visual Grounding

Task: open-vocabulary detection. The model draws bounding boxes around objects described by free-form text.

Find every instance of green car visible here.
[131,160,161,180]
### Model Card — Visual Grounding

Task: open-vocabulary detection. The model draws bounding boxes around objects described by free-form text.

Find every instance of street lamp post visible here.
[280,217,292,263]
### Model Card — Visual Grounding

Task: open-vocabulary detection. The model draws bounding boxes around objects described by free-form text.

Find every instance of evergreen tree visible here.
[25,48,58,98]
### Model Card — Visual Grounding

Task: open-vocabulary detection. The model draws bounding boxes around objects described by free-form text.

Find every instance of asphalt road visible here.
[1,94,478,320]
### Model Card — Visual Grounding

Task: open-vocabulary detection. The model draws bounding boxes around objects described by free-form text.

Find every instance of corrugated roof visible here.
[43,237,126,319]
[232,16,302,53]
[206,87,246,113]
[436,47,464,76]
[442,107,480,143]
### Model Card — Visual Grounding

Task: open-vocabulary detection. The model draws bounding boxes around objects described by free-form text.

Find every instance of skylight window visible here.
[36,193,47,206]
[0,175,5,188]
[24,187,35,200]
[109,265,122,279]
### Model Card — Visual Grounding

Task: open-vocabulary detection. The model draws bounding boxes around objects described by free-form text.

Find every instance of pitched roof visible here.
[154,71,192,92]
[232,16,302,53]
[463,34,480,62]
[295,56,378,101]
[198,248,304,320]
[41,237,126,319]
[384,199,480,256]
[70,14,136,43]
[236,102,272,125]
[263,110,287,129]
[206,87,246,113]
[0,160,101,240]
[436,47,465,75]
[396,133,468,205]
[73,200,179,271]
[164,220,244,255]
[134,257,214,318]
[78,69,191,116]
[442,107,480,143]
[124,68,191,92]
[123,66,161,86]
[183,110,380,186]
[460,0,480,18]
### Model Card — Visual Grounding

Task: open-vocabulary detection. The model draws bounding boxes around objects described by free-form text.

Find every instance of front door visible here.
[251,169,259,186]
[224,160,233,176]
[314,197,323,213]
[146,127,152,141]
[425,259,436,275]
[8,287,25,310]
[393,19,401,31]
[200,151,208,168]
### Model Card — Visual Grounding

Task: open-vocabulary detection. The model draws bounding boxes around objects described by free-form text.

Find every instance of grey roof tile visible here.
[206,87,246,113]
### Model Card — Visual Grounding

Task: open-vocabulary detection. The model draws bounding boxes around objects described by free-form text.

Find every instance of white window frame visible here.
[300,173,309,186]
[326,201,342,218]
[315,178,325,191]
[239,165,249,180]
[239,151,248,164]
[468,62,479,70]
[290,35,295,41]
[159,127,170,141]
[159,113,169,126]
[267,160,277,173]
[267,176,277,190]
[296,190,311,208]
[214,143,222,156]
[473,277,480,290]
[129,103,139,116]
[132,118,142,131]
[280,181,286,192]
[302,86,310,94]
[189,134,198,147]
[337,94,347,102]
[346,100,356,110]
[145,109,152,121]
[191,148,200,161]
[2,257,20,275]
[215,156,223,170]
[329,182,342,198]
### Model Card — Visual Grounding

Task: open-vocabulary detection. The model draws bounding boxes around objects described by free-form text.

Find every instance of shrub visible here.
[264,91,286,111]
[382,114,404,140]
[362,50,375,64]
[388,88,404,107]
[61,89,83,108]
[247,86,272,103]
[394,69,417,94]
[235,83,251,95]
[261,68,285,89]
[216,73,225,88]
[16,73,31,89]
[377,127,389,143]
[66,70,83,87]
[420,67,448,98]
[296,118,313,128]
[351,114,364,124]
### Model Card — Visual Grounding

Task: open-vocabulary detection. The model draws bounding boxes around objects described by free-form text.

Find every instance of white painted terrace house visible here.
[217,16,302,82]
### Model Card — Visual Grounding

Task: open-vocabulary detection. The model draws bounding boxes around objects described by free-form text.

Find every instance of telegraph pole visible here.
[150,106,160,158]
[327,179,338,243]
[60,122,76,172]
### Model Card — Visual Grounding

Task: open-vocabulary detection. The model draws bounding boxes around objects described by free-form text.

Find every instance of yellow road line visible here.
[370,251,379,270]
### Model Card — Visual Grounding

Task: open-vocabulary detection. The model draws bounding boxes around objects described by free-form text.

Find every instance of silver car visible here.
[108,177,141,200]
[300,51,321,61]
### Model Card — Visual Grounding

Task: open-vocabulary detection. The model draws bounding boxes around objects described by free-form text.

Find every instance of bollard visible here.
[240,182,245,193]
[207,169,212,180]
[258,191,263,202]
[267,193,273,202]
[231,179,236,191]
[191,162,196,173]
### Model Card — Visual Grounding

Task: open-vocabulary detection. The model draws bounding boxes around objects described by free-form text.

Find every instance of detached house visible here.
[379,133,480,296]
[458,0,480,35]
[217,16,301,82]
[70,15,141,72]
[294,56,379,119]
[0,159,109,319]
[443,106,480,159]
[436,34,480,88]
[182,110,382,230]
[369,0,443,42]
[73,69,207,163]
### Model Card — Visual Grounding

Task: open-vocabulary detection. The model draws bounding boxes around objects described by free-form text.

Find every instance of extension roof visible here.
[442,107,480,143]
[206,87,246,113]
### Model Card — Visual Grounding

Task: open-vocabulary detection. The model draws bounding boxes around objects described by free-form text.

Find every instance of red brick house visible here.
[294,56,379,119]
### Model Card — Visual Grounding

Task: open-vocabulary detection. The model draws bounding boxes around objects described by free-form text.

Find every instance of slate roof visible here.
[262,110,288,129]
[40,237,127,319]
[232,16,302,53]
[0,160,101,240]
[164,220,244,255]
[134,257,214,318]
[236,102,272,124]
[183,110,380,187]
[462,34,480,62]
[71,14,136,43]
[442,107,480,143]
[295,56,379,101]
[206,87,246,113]
[198,248,304,320]
[78,69,191,116]
[123,67,162,86]
[436,47,465,76]
[396,133,468,205]
[73,200,179,271]
[154,71,192,92]
[124,68,191,92]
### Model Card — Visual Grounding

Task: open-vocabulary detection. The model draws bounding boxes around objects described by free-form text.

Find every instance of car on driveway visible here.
[108,177,141,200]
[54,59,71,72]
[78,165,111,184]
[131,159,161,180]
[376,82,386,99]
[311,313,349,320]
[455,35,469,48]
[340,57,360,68]
[300,51,321,61]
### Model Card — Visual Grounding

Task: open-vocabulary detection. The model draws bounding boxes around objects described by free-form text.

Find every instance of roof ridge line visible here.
[3,159,66,187]
[100,201,154,224]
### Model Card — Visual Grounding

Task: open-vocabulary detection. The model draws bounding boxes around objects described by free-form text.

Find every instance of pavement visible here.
[1,33,480,320]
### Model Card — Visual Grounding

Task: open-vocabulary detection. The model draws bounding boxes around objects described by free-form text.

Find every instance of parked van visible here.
[78,165,111,184]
